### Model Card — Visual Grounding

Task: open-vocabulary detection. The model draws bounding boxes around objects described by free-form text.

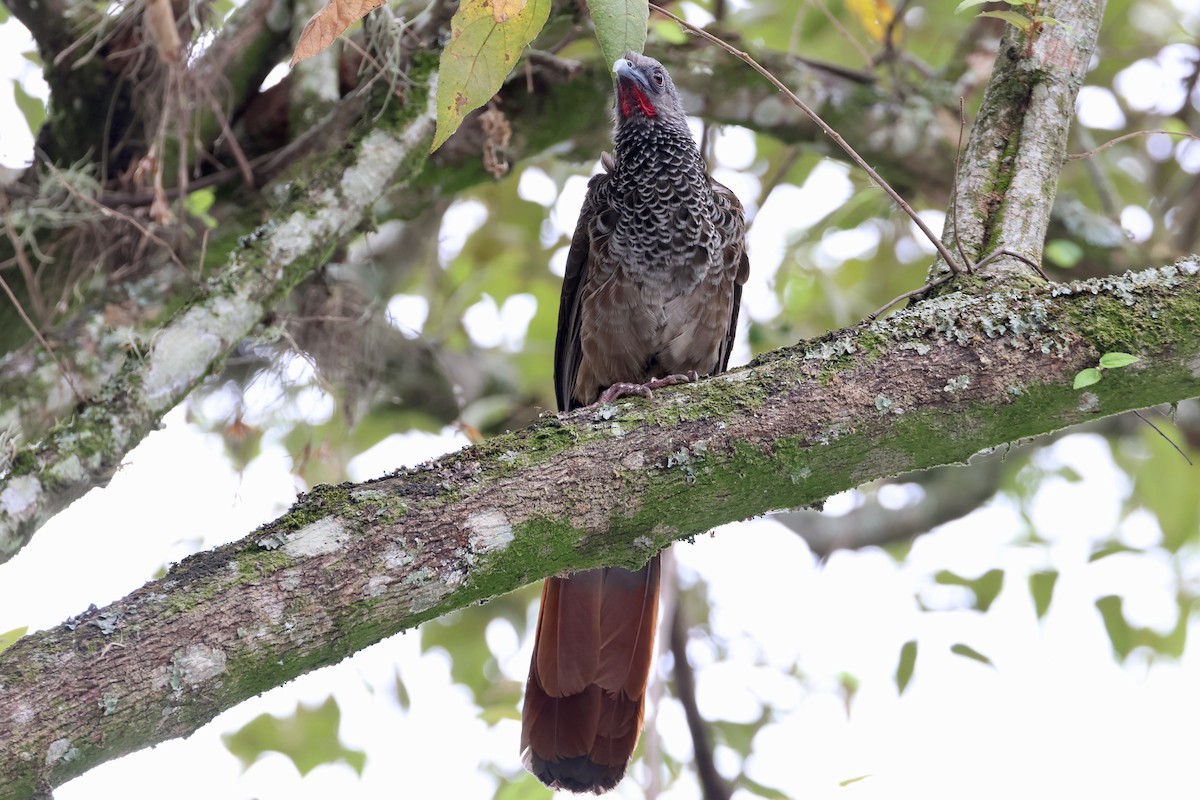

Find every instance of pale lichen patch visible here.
[343,129,411,203]
[143,294,261,406]
[282,517,349,558]
[364,574,390,597]
[10,702,34,727]
[1,474,42,519]
[278,569,302,591]
[383,546,414,569]
[465,510,513,556]
[400,566,449,614]
[172,643,228,689]
[47,453,85,483]
[45,738,78,766]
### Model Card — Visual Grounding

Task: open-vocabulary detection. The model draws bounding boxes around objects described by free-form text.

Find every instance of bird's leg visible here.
[596,370,700,405]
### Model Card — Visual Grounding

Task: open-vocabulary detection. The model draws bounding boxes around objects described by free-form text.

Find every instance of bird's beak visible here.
[613,57,650,92]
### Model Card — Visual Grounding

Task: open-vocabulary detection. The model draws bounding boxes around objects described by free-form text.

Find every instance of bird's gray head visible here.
[613,52,686,127]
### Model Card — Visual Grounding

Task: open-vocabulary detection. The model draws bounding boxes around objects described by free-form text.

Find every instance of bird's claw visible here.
[596,382,654,404]
[595,372,699,405]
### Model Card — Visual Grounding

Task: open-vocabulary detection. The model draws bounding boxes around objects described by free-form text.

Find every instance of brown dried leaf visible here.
[290,0,386,66]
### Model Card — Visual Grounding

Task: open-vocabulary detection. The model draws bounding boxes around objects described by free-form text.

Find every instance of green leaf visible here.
[949,643,993,667]
[185,187,219,229]
[934,568,1004,612]
[894,639,917,694]
[394,670,411,711]
[1095,595,1132,660]
[13,81,46,139]
[839,775,872,787]
[1098,352,1139,369]
[495,771,555,800]
[0,5,8,22]
[1031,14,1061,24]
[432,0,552,152]
[421,590,531,704]
[1028,569,1058,619]
[738,775,791,799]
[586,0,648,72]
[979,9,1033,28]
[1119,421,1200,552]
[1088,541,1141,561]
[222,696,367,776]
[0,626,28,655]
[1073,367,1102,389]
[1095,594,1188,662]
[954,0,992,12]
[649,16,687,44]
[422,608,498,697]
[1044,238,1083,268]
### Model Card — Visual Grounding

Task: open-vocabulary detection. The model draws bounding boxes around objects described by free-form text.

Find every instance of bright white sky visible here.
[2,9,1200,800]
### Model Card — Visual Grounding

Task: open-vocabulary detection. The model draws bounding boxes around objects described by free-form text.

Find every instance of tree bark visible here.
[938,0,1106,280]
[1,0,1193,796]
[0,82,438,563]
[2,257,1199,796]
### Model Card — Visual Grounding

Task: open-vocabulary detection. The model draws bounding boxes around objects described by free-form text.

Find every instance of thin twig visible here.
[808,0,874,68]
[205,91,255,188]
[867,273,953,320]
[669,591,731,800]
[1132,409,1194,466]
[40,159,188,272]
[0,272,85,403]
[6,216,48,323]
[0,201,85,402]
[973,248,1048,280]
[649,3,965,274]
[1068,129,1200,160]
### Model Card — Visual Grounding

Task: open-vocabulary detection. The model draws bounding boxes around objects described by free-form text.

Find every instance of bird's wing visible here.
[712,177,750,373]
[554,169,610,412]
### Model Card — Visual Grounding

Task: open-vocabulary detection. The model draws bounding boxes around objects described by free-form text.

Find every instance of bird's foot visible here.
[595,371,699,405]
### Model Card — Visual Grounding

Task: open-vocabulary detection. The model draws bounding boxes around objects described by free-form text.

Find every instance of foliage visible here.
[1,0,1198,795]
[431,0,552,152]
[1074,352,1140,389]
[221,697,367,776]
[0,628,26,657]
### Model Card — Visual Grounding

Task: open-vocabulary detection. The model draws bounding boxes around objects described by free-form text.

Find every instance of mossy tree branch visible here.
[938,0,1105,280]
[1,258,1199,797]
[0,74,442,564]
[0,34,964,441]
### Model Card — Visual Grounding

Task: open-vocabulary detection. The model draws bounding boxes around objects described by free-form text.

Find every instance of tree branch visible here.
[2,258,1198,796]
[774,457,1004,558]
[939,0,1105,280]
[1,31,965,450]
[669,596,731,800]
[0,74,441,564]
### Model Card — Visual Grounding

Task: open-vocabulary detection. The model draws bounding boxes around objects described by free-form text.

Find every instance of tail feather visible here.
[521,557,662,793]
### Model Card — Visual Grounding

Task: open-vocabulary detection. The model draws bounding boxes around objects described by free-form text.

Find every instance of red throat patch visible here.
[618,81,657,118]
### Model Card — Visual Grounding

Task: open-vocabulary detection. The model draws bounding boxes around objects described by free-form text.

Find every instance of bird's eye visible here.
[652,72,665,86]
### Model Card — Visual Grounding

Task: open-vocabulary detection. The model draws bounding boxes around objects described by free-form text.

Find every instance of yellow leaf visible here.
[0,626,27,656]
[492,0,528,22]
[290,0,386,66]
[846,0,895,42]
[431,0,551,152]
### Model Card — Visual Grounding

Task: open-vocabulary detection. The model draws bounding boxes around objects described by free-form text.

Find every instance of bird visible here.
[520,52,750,794]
